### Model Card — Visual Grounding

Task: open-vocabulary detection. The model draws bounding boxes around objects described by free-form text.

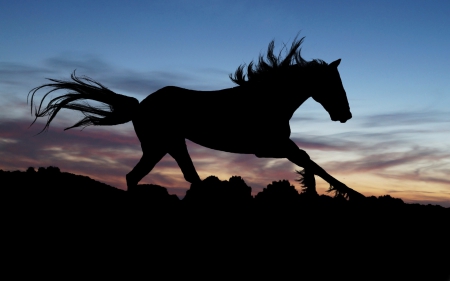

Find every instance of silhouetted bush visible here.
[46,166,61,174]
[228,175,253,201]
[377,194,404,206]
[254,180,299,205]
[183,175,252,205]
[128,183,179,205]
[1,166,449,281]
[26,167,36,173]
[37,166,60,175]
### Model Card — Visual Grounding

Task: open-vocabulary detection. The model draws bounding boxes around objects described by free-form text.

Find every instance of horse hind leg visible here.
[167,138,201,184]
[126,142,167,191]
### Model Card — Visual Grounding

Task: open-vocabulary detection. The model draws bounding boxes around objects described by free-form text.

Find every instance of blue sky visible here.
[1,0,450,206]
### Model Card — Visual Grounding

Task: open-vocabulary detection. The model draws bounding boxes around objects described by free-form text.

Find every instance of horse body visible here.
[135,85,297,155]
[28,35,365,200]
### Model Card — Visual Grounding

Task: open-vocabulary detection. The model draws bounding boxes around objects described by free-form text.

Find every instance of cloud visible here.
[334,149,440,173]
[378,168,450,187]
[0,62,53,87]
[103,70,195,96]
[1,114,450,205]
[197,67,231,76]
[1,54,230,102]
[0,119,299,195]
[360,111,450,127]
[0,119,140,185]
[291,135,360,152]
[41,57,204,97]
[1,54,450,205]
[43,56,112,75]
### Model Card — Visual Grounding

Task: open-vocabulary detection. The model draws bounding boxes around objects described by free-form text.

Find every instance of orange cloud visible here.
[1,118,449,206]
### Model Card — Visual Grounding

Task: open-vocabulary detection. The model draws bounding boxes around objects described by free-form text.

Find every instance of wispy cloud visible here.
[1,55,450,205]
[360,111,450,127]
[324,146,449,173]
[1,113,450,205]
[1,54,228,101]
[0,62,52,86]
[0,119,299,196]
[43,56,112,75]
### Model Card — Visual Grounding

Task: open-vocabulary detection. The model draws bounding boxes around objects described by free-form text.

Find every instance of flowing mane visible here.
[229,36,327,86]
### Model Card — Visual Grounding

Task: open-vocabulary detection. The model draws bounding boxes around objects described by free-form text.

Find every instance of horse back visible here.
[136,86,291,153]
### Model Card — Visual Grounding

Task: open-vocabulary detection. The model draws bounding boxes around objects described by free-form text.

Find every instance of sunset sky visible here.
[1,1,450,206]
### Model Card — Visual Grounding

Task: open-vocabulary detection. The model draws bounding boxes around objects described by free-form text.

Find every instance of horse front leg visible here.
[282,141,341,189]
[296,168,317,195]
[284,139,364,200]
[257,139,363,200]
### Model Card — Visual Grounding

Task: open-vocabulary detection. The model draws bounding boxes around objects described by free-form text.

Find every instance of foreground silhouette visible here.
[1,167,449,280]
[30,36,363,199]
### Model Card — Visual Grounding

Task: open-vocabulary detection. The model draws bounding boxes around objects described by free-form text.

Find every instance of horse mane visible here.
[229,36,327,86]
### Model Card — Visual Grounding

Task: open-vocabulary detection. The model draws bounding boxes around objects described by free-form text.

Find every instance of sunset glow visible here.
[1,1,449,206]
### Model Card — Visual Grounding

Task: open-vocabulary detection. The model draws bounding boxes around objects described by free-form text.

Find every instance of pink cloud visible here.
[0,119,303,197]
[1,118,449,206]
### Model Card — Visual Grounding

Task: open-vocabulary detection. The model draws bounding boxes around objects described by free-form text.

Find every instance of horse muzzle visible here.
[331,112,352,123]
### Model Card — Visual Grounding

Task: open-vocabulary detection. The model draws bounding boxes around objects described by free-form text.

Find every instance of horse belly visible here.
[186,133,257,154]
[185,118,289,155]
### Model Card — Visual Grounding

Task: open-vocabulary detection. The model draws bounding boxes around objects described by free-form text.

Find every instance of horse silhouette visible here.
[28,36,364,199]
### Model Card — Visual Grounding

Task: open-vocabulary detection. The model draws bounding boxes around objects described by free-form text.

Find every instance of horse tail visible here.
[28,71,139,133]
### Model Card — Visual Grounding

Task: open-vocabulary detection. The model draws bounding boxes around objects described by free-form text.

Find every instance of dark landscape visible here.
[1,166,448,280]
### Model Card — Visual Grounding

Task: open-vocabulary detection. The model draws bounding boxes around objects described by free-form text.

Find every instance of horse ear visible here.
[329,59,341,68]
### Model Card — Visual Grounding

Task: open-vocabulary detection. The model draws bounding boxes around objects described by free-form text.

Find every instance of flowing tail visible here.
[28,71,139,133]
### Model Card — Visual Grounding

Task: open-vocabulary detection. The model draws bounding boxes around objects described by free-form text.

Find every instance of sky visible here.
[1,0,450,206]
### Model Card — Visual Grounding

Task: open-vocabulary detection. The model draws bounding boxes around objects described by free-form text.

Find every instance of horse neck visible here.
[285,87,312,119]
[277,73,314,119]
[248,82,311,120]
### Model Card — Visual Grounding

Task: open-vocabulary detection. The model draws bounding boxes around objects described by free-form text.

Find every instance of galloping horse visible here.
[28,36,363,199]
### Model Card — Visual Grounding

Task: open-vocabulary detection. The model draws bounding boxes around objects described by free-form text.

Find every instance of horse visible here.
[28,36,364,200]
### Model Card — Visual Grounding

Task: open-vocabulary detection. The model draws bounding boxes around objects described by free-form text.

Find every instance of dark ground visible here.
[1,167,449,280]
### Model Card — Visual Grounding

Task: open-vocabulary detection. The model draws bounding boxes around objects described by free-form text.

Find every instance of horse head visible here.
[311,59,352,123]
